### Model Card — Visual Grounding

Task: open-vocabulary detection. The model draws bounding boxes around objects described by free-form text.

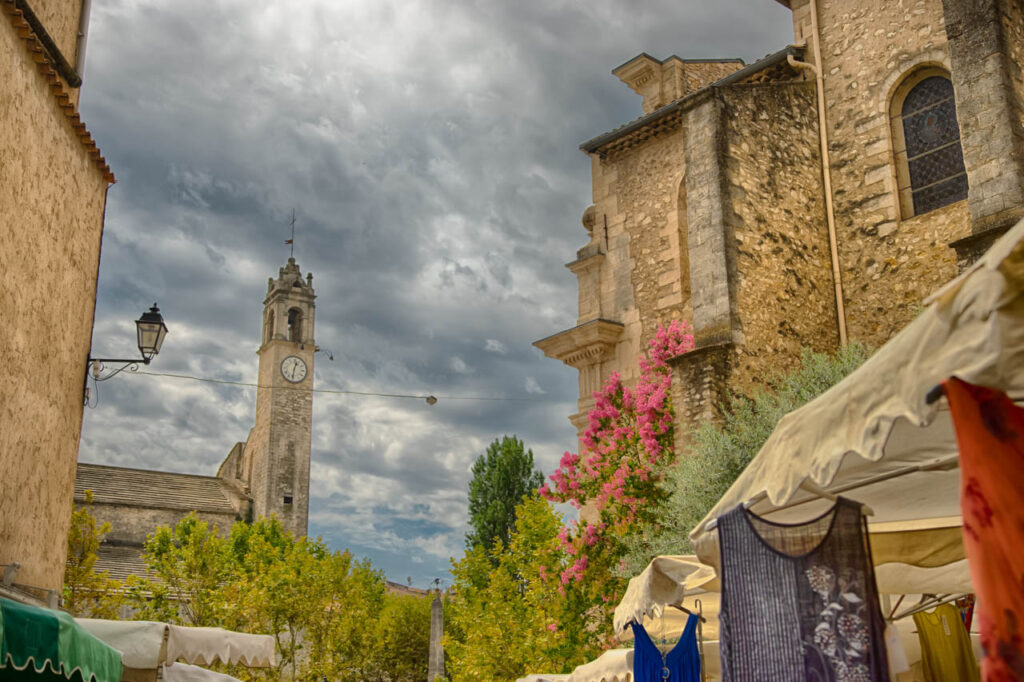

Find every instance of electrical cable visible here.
[129,369,541,403]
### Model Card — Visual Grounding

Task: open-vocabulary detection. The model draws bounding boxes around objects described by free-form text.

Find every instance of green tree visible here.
[446,496,603,682]
[619,343,870,574]
[128,514,433,681]
[368,592,433,681]
[138,512,232,625]
[466,435,544,552]
[63,490,125,618]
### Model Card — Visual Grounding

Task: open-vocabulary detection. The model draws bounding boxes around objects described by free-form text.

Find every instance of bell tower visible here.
[246,257,315,537]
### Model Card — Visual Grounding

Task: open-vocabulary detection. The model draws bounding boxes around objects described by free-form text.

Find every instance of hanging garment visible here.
[631,614,700,682]
[717,497,889,682]
[913,602,980,681]
[943,378,1024,681]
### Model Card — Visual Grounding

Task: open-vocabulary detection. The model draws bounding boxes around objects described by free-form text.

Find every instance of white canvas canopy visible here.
[160,662,242,682]
[688,217,1024,584]
[612,555,717,636]
[75,619,275,682]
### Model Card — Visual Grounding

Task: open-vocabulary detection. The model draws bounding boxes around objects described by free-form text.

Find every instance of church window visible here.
[287,308,303,343]
[677,177,691,310]
[263,309,275,344]
[890,69,968,218]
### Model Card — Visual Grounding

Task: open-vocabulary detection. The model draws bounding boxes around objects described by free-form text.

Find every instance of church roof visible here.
[75,463,240,515]
[580,44,804,156]
[93,544,153,583]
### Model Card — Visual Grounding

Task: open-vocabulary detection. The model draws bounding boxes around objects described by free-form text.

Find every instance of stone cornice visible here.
[567,249,605,274]
[533,319,624,368]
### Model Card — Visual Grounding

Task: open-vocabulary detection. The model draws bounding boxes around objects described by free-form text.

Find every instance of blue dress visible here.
[631,613,701,681]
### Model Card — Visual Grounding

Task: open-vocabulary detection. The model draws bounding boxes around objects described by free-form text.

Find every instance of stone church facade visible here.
[74,258,317,579]
[536,0,1024,448]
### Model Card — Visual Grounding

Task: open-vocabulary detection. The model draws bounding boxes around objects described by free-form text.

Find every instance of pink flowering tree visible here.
[539,320,694,630]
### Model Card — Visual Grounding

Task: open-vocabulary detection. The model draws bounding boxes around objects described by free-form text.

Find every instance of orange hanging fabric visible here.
[943,378,1024,681]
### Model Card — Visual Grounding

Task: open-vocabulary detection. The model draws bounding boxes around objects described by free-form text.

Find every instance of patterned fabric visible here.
[717,498,889,682]
[943,378,1024,681]
[631,614,700,681]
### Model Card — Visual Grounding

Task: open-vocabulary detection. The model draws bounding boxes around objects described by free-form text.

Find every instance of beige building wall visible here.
[0,0,112,595]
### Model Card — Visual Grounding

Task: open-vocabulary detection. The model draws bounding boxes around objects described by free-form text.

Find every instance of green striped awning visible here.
[0,598,123,682]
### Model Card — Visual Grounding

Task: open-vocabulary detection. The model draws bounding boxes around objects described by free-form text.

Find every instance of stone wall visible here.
[942,0,1024,233]
[1003,0,1024,168]
[0,11,108,593]
[87,504,239,547]
[613,127,693,341]
[720,81,838,396]
[684,95,734,347]
[587,126,688,394]
[245,337,314,538]
[797,0,971,348]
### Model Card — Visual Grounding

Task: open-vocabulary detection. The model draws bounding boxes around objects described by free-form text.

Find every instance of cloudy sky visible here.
[77,0,793,586]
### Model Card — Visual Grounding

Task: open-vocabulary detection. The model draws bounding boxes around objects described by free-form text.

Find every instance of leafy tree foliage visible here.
[619,344,870,575]
[466,435,544,551]
[64,510,433,681]
[446,496,603,681]
[138,513,232,625]
[63,490,125,618]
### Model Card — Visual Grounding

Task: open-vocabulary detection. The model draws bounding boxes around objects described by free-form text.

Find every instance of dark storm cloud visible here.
[78,0,793,585]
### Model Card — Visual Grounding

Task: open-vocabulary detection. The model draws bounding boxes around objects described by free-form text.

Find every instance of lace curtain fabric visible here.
[717,497,889,682]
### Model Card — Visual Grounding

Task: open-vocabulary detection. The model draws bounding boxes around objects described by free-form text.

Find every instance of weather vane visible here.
[285,208,296,258]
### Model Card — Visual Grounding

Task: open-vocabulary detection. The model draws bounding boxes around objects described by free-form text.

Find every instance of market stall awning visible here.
[566,648,633,682]
[689,217,1024,574]
[514,675,570,682]
[0,598,123,682]
[611,555,717,635]
[160,662,241,682]
[75,619,274,680]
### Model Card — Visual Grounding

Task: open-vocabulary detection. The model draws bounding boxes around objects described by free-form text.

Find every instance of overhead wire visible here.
[130,369,541,403]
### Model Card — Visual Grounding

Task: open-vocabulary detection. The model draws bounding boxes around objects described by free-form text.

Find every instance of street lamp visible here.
[88,304,169,382]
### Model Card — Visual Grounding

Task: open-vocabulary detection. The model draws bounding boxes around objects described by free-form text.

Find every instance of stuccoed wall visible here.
[28,0,80,63]
[0,13,108,593]
[794,0,970,347]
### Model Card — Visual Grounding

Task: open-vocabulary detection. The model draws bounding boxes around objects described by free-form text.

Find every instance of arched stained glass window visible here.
[891,71,968,218]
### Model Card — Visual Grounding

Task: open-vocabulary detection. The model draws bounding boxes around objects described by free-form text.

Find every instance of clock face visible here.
[281,356,307,383]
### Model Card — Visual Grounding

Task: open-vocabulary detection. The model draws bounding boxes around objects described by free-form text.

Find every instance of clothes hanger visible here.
[669,602,707,623]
